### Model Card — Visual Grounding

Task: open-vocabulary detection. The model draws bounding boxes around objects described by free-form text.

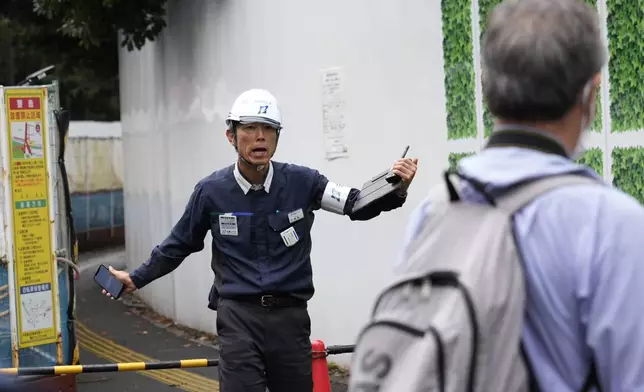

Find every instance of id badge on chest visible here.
[280,226,299,247]
[219,214,238,236]
[288,208,304,224]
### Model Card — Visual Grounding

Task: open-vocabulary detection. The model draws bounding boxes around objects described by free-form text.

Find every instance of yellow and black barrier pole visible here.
[0,358,219,376]
[0,344,354,378]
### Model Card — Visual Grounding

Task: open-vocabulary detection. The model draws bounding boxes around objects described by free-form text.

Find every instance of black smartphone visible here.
[94,264,125,299]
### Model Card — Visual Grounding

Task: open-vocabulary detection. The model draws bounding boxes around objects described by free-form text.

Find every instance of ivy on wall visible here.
[478,0,502,137]
[576,147,604,177]
[477,0,603,136]
[606,0,644,132]
[442,0,477,140]
[590,88,603,132]
[612,147,644,203]
[448,152,475,170]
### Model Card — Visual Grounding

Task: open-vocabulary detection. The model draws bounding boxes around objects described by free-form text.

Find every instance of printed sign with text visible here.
[4,88,58,348]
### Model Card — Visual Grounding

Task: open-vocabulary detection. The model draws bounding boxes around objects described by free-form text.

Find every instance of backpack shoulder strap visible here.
[495,173,602,215]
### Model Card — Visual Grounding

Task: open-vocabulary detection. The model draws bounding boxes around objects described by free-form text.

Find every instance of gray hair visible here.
[481,0,607,122]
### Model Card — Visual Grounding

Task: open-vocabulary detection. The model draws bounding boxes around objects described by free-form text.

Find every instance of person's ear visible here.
[226,129,235,146]
[591,72,601,88]
[590,72,601,99]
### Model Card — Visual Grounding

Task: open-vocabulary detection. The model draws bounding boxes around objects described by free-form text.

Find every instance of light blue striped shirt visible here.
[399,145,644,391]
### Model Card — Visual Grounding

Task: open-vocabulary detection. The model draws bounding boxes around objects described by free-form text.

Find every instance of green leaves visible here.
[478,0,502,137]
[0,1,120,120]
[612,147,644,203]
[607,0,644,132]
[576,147,604,177]
[1,0,171,121]
[448,152,475,170]
[590,87,603,132]
[442,0,477,140]
[32,0,168,51]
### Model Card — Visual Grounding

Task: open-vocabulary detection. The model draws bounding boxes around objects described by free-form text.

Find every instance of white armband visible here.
[321,182,352,215]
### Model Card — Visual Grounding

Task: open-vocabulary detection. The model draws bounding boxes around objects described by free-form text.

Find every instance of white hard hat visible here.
[226,89,282,130]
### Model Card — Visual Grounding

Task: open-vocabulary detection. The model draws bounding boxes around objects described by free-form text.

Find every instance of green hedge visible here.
[477,0,602,135]
[590,88,603,132]
[448,152,476,170]
[478,0,502,137]
[575,147,603,177]
[612,147,644,204]
[442,0,477,140]
[607,0,644,132]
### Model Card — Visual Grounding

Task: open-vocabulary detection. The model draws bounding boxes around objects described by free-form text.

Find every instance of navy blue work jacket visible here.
[129,161,406,310]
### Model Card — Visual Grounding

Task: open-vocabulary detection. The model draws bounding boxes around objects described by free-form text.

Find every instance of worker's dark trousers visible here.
[216,298,312,392]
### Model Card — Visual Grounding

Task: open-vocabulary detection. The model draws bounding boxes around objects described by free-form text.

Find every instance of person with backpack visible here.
[348,0,644,391]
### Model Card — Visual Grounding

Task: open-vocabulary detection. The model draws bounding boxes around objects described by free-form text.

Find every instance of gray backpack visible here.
[347,171,601,392]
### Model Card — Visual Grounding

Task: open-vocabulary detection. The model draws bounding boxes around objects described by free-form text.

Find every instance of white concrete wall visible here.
[118,0,448,364]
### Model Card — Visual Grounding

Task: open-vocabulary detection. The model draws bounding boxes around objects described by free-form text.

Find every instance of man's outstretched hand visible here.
[102,266,137,299]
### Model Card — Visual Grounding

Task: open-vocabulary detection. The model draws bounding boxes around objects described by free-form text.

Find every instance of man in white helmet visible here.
[103,88,418,392]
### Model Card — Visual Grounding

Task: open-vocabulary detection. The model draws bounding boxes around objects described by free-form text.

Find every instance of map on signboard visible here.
[20,285,54,332]
[11,121,44,160]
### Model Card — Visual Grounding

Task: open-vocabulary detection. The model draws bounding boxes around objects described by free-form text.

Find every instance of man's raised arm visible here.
[310,158,418,221]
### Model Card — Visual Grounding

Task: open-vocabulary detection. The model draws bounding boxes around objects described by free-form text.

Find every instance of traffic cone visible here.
[311,340,331,392]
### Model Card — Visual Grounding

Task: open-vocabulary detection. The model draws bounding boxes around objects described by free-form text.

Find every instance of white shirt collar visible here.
[234,161,274,194]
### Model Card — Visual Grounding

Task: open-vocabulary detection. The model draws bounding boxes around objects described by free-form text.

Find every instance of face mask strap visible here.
[580,79,597,127]
[571,80,597,160]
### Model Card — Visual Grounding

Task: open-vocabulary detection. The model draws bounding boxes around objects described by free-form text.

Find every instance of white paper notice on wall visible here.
[320,67,349,161]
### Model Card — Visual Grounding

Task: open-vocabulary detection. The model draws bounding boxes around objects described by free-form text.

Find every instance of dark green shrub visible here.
[448,151,476,170]
[442,0,477,140]
[576,147,603,177]
[612,147,644,204]
[606,0,644,132]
